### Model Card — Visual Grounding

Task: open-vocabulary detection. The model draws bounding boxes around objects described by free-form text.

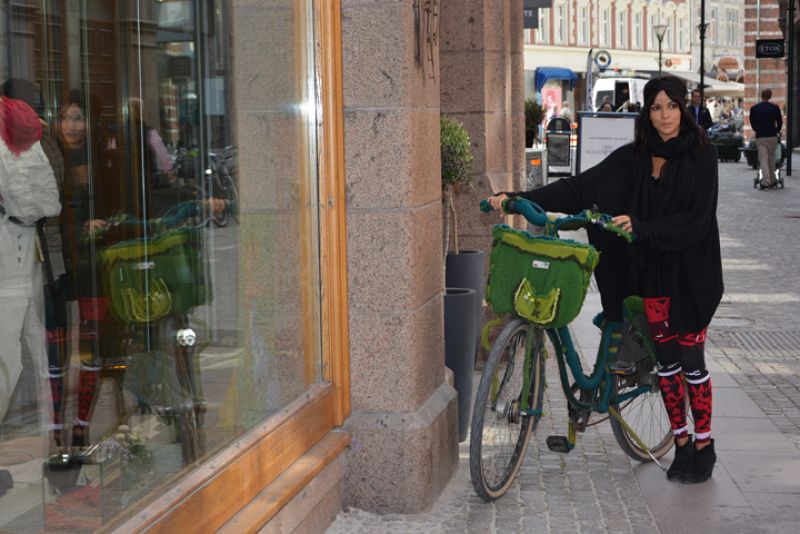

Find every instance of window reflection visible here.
[0,0,323,530]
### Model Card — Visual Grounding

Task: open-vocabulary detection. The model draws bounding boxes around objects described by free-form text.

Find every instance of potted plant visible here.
[441,116,480,442]
[525,97,545,147]
[707,120,743,162]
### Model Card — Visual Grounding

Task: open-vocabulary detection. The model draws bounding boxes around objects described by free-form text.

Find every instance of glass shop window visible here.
[0,0,323,530]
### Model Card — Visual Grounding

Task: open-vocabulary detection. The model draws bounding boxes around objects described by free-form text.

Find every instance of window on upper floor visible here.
[648,12,658,49]
[616,8,627,48]
[707,8,715,44]
[579,5,589,45]
[555,4,567,44]
[678,15,688,52]
[600,7,611,47]
[633,11,643,49]
[664,18,673,51]
[725,9,738,47]
[536,8,551,44]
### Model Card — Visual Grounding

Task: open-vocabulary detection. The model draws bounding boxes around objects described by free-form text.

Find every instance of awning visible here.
[668,71,744,98]
[535,67,578,93]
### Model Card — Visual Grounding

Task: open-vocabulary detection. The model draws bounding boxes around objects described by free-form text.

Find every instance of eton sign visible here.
[756,39,785,59]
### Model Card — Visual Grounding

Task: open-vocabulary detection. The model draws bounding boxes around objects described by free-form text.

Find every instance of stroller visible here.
[753,135,786,189]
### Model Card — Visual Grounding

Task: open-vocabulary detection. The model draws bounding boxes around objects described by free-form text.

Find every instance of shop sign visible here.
[524,0,550,29]
[756,39,785,59]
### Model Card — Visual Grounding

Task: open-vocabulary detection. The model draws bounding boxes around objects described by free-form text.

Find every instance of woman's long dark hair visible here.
[633,75,709,154]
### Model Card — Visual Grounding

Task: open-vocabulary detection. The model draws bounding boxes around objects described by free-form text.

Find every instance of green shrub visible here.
[525,97,545,132]
[440,116,474,187]
[440,116,474,255]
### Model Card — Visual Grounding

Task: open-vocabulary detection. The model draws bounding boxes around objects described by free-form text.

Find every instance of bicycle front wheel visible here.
[469,319,545,501]
[608,323,672,461]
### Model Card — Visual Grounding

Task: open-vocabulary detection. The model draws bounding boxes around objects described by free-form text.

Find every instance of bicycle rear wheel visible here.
[609,323,672,461]
[469,319,545,501]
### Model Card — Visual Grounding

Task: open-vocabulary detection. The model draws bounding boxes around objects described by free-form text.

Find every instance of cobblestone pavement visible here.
[328,155,800,533]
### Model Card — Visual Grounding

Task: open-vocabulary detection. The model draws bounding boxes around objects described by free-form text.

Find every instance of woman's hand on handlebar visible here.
[611,214,633,234]
[487,193,509,215]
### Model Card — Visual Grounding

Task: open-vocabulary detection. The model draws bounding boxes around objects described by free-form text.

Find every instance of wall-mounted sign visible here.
[524,0,550,29]
[756,39,785,59]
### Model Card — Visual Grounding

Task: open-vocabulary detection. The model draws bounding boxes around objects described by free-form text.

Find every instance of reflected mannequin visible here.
[0,96,60,464]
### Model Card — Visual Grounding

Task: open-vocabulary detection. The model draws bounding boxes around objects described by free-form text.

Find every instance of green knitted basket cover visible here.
[486,225,600,328]
[99,228,210,324]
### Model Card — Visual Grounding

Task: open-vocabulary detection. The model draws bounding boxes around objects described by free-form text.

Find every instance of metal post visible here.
[788,2,795,176]
[699,0,707,102]
[654,24,668,77]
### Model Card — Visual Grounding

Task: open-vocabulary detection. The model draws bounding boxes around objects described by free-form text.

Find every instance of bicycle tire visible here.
[469,319,545,501]
[608,323,672,461]
[212,208,230,228]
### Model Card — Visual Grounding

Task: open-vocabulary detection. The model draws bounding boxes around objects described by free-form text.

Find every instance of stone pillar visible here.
[340,0,459,514]
[743,0,786,141]
[440,0,526,251]
[439,0,526,352]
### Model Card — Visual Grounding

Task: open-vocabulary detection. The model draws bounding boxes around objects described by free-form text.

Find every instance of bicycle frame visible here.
[481,197,652,417]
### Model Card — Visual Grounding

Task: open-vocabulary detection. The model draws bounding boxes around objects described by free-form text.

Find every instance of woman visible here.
[55,91,113,457]
[488,76,723,484]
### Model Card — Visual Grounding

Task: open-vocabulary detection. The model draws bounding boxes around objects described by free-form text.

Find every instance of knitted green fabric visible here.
[487,225,600,328]
[99,228,210,323]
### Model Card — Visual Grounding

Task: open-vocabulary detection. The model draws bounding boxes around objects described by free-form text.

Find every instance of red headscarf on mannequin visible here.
[0,96,42,156]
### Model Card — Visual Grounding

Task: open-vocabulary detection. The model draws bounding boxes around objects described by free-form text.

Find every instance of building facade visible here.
[0,1,524,532]
[524,0,694,102]
[689,0,747,83]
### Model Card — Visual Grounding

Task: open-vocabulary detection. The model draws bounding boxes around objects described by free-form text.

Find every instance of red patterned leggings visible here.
[644,297,712,443]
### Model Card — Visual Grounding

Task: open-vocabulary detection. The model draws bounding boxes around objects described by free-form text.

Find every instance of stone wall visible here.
[440,0,526,347]
[339,0,459,514]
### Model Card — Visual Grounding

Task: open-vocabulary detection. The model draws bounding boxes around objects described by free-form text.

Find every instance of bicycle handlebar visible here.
[480,197,634,243]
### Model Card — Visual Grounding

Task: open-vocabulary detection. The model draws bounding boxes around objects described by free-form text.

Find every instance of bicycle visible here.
[469,197,673,502]
[206,146,239,227]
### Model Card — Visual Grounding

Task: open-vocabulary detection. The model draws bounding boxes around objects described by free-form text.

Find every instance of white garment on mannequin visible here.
[0,140,60,426]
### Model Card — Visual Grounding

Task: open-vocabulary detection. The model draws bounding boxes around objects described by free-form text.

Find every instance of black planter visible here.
[446,250,486,364]
[525,129,536,148]
[444,287,478,442]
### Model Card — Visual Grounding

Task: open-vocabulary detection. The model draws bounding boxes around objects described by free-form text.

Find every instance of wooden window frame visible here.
[106,1,349,531]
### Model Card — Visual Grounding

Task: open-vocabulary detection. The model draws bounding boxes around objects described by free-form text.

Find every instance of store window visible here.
[0,0,331,531]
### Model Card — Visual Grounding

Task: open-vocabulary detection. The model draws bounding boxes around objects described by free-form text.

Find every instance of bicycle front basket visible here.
[99,228,210,324]
[486,225,599,328]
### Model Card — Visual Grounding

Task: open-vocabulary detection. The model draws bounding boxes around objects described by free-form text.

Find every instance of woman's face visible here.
[59,103,87,149]
[649,90,681,141]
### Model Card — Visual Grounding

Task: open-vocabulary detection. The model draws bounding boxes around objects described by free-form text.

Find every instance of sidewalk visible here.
[328,156,800,534]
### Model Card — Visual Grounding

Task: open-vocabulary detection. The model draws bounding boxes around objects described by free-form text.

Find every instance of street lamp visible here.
[653,23,668,76]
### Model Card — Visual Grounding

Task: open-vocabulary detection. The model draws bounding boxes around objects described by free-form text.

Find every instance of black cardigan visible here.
[512,142,723,332]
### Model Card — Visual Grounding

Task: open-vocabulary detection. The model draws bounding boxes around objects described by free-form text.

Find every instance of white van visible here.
[591,76,648,111]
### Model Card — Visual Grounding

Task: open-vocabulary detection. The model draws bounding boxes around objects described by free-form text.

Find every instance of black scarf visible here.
[644,125,698,159]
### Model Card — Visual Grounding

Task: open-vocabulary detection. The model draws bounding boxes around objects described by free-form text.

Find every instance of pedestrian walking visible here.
[486,75,723,484]
[749,89,783,189]
[559,100,574,123]
[688,89,713,130]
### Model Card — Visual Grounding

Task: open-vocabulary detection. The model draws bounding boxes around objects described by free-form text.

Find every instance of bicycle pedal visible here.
[546,435,573,453]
